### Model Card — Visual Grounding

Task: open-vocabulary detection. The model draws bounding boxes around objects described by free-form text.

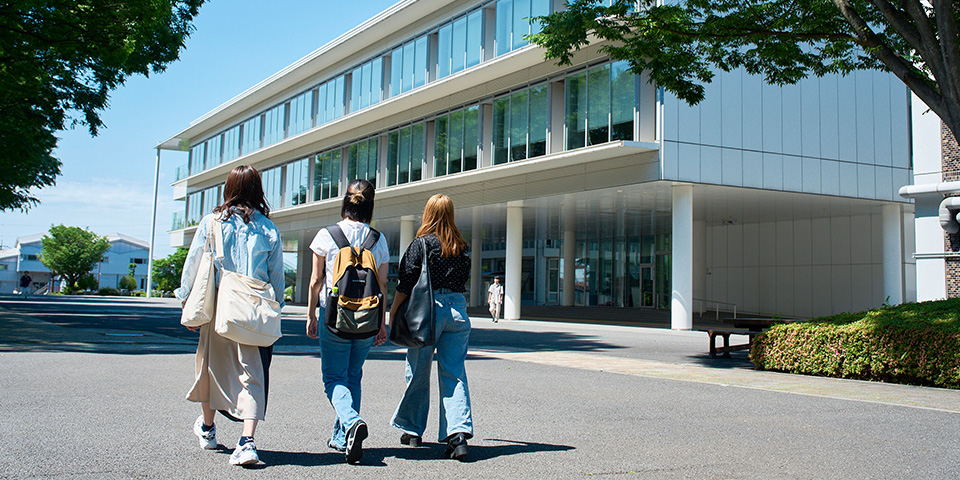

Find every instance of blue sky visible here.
[0,0,396,257]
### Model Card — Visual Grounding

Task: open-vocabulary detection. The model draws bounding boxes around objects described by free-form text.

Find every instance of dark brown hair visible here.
[213,165,270,223]
[341,179,375,223]
[416,194,467,257]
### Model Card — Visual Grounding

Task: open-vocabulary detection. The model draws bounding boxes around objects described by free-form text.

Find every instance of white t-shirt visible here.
[488,283,503,304]
[309,219,389,307]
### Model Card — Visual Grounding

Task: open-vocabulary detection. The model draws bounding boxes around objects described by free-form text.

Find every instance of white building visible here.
[0,232,151,293]
[159,0,916,328]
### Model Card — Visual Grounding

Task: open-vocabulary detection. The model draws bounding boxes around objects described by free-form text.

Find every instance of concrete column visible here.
[562,196,576,306]
[400,215,416,257]
[882,204,904,305]
[470,209,482,306]
[671,184,693,330]
[296,230,315,305]
[505,201,524,320]
[693,220,707,305]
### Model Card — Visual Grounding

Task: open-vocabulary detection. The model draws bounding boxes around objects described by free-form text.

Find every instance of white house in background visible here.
[159,0,916,328]
[1,232,151,293]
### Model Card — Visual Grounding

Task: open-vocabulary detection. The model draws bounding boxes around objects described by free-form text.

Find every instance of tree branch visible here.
[932,0,960,112]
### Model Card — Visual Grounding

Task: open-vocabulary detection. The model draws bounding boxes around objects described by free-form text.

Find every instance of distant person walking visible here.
[487,276,503,323]
[306,179,389,464]
[389,194,474,461]
[176,165,285,467]
[19,272,31,298]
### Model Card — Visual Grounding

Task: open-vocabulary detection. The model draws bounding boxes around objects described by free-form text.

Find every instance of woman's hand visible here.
[374,323,388,346]
[306,310,319,339]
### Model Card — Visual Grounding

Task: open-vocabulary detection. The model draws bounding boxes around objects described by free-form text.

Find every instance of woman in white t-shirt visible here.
[306,179,389,464]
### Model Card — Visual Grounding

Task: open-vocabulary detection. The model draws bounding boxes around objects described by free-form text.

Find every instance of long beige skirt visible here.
[186,323,272,421]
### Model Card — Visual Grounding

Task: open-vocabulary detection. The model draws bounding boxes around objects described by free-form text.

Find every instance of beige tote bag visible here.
[180,225,216,327]
[210,219,282,347]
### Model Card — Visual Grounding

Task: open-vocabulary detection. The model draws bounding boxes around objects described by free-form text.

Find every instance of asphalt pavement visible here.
[1,294,959,479]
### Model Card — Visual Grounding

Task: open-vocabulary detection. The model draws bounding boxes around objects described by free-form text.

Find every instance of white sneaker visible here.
[193,415,217,450]
[230,441,260,466]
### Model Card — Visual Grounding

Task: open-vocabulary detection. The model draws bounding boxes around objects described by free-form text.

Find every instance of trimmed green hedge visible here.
[750,298,960,389]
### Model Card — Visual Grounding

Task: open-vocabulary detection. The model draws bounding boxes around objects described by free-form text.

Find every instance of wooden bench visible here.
[696,328,759,358]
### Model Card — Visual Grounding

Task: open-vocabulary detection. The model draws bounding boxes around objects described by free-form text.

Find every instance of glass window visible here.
[317,83,328,126]
[390,46,403,97]
[370,57,383,106]
[222,125,241,162]
[402,42,415,93]
[350,66,362,113]
[263,104,286,147]
[189,143,205,176]
[452,17,467,74]
[531,0,550,35]
[466,10,483,68]
[435,114,448,177]
[512,0,531,50]
[510,90,528,161]
[463,105,480,170]
[202,185,220,214]
[285,158,310,207]
[262,166,282,210]
[565,71,587,150]
[241,115,262,155]
[611,60,635,141]
[206,135,222,169]
[414,36,428,89]
[449,109,464,174]
[187,191,203,226]
[361,61,373,110]
[399,126,411,184]
[410,123,424,182]
[493,96,510,164]
[313,150,341,201]
[387,132,399,186]
[495,0,512,57]
[347,137,379,183]
[588,63,611,146]
[529,84,549,157]
[289,90,314,136]
[333,75,345,119]
[438,24,452,80]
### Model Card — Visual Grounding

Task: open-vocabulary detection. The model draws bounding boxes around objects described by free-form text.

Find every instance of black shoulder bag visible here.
[389,237,436,348]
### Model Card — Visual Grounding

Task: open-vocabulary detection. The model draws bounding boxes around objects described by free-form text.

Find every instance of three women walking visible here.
[178,170,474,466]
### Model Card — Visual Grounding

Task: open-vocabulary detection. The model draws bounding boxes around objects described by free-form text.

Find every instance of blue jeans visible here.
[319,308,375,450]
[391,290,473,442]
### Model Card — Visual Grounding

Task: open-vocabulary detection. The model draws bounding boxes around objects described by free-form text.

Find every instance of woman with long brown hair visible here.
[176,165,284,467]
[389,193,473,460]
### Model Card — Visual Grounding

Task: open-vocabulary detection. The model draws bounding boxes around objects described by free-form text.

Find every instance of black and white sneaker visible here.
[193,415,217,450]
[344,420,368,464]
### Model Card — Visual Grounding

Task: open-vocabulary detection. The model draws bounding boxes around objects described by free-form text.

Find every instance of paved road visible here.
[1,295,959,479]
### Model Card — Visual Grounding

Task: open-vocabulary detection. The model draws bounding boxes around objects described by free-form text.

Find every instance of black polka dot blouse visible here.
[396,233,471,294]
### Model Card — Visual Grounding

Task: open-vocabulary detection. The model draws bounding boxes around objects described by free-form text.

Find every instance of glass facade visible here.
[495,0,549,56]
[262,165,282,211]
[201,185,220,216]
[285,157,310,207]
[289,89,314,136]
[187,191,203,226]
[347,137,379,184]
[386,123,424,186]
[435,105,480,176]
[206,135,222,169]
[437,10,483,81]
[565,61,637,150]
[189,143,205,176]
[241,116,261,155]
[222,125,241,163]
[263,104,285,147]
[314,149,341,201]
[390,35,429,97]
[493,84,549,164]
[349,58,383,113]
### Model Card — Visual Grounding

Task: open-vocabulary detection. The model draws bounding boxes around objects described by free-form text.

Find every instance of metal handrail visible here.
[693,298,738,319]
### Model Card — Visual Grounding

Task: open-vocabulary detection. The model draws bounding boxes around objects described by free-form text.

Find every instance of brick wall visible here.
[944,123,960,297]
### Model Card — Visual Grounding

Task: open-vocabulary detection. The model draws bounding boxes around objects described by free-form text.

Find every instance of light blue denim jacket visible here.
[175,211,285,307]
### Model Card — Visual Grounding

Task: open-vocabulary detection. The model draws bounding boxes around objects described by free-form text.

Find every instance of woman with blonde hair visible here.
[176,165,284,467]
[389,193,473,460]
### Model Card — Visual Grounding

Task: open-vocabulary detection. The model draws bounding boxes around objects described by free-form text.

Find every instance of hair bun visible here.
[349,191,366,204]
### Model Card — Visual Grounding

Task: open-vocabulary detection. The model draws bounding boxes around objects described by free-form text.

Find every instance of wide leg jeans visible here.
[391,290,474,441]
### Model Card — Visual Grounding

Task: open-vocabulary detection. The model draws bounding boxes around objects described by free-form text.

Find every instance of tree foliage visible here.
[530,0,960,140]
[40,225,111,291]
[152,247,188,294]
[0,0,205,211]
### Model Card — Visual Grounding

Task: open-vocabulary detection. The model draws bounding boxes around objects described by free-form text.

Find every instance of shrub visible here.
[97,287,120,296]
[750,298,960,389]
[77,273,98,292]
[118,275,137,291]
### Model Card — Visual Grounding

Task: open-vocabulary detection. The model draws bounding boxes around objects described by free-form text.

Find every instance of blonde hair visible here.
[416,194,467,257]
